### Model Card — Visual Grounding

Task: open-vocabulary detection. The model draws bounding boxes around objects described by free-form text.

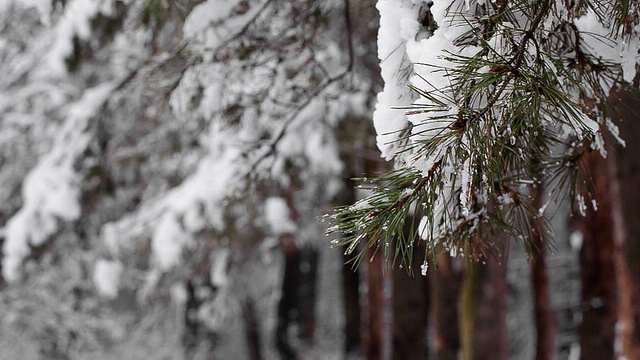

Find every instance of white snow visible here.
[569,230,584,251]
[2,83,115,281]
[459,148,472,218]
[264,197,296,235]
[304,128,344,176]
[43,0,103,77]
[93,259,124,299]
[210,248,231,288]
[373,0,418,160]
[152,213,191,271]
[418,215,429,240]
[184,0,267,52]
[574,11,640,83]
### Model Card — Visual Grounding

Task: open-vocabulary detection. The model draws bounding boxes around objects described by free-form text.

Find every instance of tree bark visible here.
[460,260,476,360]
[336,178,363,356]
[392,243,429,360]
[242,298,262,360]
[430,252,461,360]
[363,246,385,360]
[276,234,300,360]
[183,280,201,359]
[530,195,556,360]
[297,245,319,343]
[610,87,640,358]
[578,151,618,360]
[343,251,363,356]
[461,256,508,360]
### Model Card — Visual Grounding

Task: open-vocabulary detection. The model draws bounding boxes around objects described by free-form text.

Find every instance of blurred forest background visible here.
[1,0,640,359]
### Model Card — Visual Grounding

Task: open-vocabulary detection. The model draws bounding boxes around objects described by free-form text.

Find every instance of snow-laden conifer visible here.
[327,0,640,272]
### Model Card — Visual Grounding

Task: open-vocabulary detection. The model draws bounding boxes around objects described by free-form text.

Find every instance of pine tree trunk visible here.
[343,251,363,356]
[476,256,509,360]
[392,243,429,360]
[461,255,508,360]
[334,177,363,356]
[242,298,262,360]
[610,87,640,358]
[276,234,300,360]
[183,281,201,359]
[530,194,556,360]
[298,245,319,343]
[578,151,617,360]
[430,252,461,360]
[363,246,385,360]
[460,259,476,360]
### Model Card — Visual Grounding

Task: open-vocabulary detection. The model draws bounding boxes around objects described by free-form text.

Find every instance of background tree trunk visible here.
[430,253,461,360]
[460,259,476,360]
[610,86,640,358]
[336,179,363,357]
[578,151,618,360]
[297,245,319,343]
[242,298,262,360]
[343,251,363,356]
[363,246,385,360]
[530,194,556,360]
[392,242,429,360]
[276,235,300,360]
[461,255,508,360]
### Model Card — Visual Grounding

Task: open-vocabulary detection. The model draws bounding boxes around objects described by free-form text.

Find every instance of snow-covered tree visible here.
[0,0,378,357]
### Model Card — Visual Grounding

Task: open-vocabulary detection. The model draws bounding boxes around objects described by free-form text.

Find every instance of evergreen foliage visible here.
[326,0,640,272]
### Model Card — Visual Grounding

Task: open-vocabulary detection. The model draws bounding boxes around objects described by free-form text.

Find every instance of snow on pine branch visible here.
[0,0,145,282]
[328,0,640,270]
[2,82,117,281]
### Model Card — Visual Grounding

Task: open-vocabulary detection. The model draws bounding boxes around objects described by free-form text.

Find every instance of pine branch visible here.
[327,0,631,273]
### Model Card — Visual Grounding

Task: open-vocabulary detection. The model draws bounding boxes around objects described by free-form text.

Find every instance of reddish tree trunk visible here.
[392,243,429,360]
[467,256,508,360]
[578,151,618,360]
[610,87,640,358]
[530,195,556,360]
[430,252,461,360]
[242,298,262,360]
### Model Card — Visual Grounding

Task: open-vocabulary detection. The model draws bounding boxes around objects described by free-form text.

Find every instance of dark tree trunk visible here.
[530,195,556,360]
[392,243,429,360]
[183,281,201,359]
[430,252,461,360]
[336,178,363,356]
[343,251,362,356]
[578,151,618,360]
[461,256,508,360]
[242,298,262,360]
[477,256,508,360]
[297,245,319,343]
[610,87,640,358]
[363,246,385,360]
[276,235,300,360]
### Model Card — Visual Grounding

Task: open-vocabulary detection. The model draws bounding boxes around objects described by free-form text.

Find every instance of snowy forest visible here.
[1,0,640,359]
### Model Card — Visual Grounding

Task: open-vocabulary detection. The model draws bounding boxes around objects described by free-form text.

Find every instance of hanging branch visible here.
[325,0,634,272]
